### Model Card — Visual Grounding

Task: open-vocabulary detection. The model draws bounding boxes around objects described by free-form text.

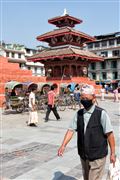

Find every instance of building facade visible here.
[87,32,120,86]
[0,42,45,76]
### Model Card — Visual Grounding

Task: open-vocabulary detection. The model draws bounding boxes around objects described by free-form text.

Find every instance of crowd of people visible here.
[4,83,119,118]
[100,85,119,102]
[3,82,119,180]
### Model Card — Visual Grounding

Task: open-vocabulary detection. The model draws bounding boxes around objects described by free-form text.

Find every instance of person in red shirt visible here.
[45,85,60,122]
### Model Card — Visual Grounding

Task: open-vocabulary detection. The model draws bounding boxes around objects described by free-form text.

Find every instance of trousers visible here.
[80,156,106,180]
[45,105,60,120]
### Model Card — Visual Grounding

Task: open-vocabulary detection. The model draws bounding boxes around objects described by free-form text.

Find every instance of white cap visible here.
[81,84,95,95]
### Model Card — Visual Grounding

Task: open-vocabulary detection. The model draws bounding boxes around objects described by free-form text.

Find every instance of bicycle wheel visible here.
[67,99,73,109]
[16,104,24,113]
[57,101,66,111]
[39,103,47,113]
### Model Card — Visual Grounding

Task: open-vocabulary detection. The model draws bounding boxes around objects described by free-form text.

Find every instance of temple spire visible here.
[63,8,68,16]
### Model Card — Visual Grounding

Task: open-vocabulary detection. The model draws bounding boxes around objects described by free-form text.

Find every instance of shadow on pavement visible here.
[2,110,25,115]
[52,171,77,180]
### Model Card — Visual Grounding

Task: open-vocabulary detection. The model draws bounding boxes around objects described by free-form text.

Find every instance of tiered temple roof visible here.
[37,27,95,42]
[48,14,82,28]
[28,46,103,62]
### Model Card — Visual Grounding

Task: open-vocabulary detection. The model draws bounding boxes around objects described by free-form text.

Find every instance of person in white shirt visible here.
[101,86,105,101]
[27,87,38,126]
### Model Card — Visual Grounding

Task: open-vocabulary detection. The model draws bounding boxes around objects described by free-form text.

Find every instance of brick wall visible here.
[0,56,46,106]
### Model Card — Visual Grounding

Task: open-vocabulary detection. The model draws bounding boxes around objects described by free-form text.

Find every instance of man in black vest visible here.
[58,84,116,180]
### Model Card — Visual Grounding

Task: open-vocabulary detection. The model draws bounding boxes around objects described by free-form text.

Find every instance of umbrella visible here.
[68,82,76,92]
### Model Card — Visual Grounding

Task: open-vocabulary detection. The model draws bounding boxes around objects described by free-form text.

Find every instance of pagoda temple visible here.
[28,10,103,83]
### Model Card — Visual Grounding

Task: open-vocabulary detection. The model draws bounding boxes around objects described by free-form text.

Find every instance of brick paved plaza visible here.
[0,99,120,180]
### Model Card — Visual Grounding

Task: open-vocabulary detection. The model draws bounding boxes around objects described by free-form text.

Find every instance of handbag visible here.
[107,158,120,180]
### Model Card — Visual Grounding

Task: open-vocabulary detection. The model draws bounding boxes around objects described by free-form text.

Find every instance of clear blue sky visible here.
[0,0,119,48]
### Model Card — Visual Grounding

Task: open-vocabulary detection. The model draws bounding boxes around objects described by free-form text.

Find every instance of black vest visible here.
[77,106,108,161]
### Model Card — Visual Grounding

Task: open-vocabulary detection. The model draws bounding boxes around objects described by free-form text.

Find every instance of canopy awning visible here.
[37,82,46,91]
[22,82,38,90]
[5,81,22,90]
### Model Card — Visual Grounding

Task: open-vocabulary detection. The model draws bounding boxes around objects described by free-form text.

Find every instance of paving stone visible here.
[1,160,39,179]
[2,138,21,145]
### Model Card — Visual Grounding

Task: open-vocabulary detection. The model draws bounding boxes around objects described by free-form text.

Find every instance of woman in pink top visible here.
[45,85,60,122]
[113,87,119,102]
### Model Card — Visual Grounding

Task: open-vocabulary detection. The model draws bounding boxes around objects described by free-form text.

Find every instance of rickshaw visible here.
[22,81,38,110]
[36,82,52,113]
[3,81,24,113]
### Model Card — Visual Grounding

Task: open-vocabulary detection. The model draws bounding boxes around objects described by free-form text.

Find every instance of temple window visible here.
[77,66,82,76]
[71,65,77,76]
[62,65,69,76]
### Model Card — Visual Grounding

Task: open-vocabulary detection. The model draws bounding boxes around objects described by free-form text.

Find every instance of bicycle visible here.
[36,98,48,113]
[56,96,66,111]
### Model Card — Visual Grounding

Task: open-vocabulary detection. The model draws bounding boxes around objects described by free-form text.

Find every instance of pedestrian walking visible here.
[27,87,38,126]
[58,84,116,180]
[113,87,119,102]
[45,85,60,122]
[100,86,105,101]
[105,84,109,94]
[73,87,81,109]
